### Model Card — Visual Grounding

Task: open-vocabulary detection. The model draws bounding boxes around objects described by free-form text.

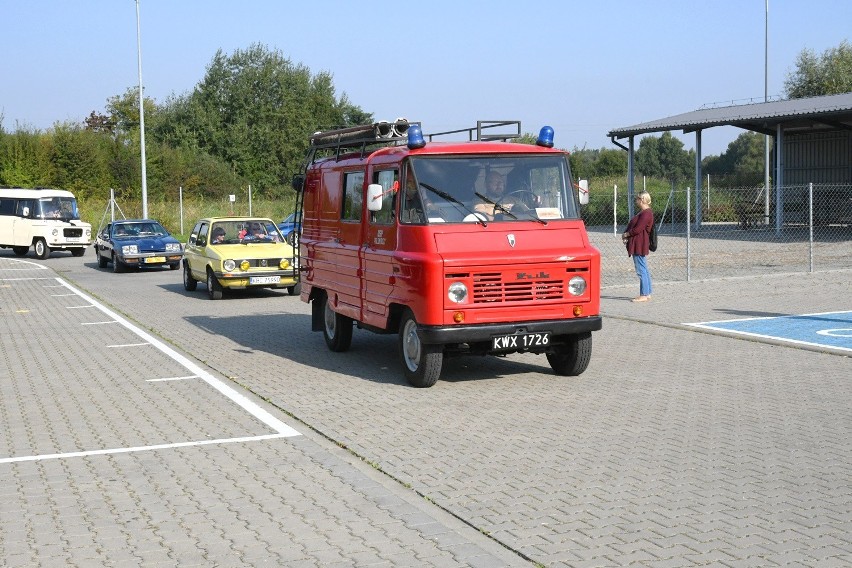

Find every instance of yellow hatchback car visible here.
[183,217,299,300]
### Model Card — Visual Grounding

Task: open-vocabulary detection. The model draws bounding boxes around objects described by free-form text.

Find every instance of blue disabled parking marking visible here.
[687,310,852,353]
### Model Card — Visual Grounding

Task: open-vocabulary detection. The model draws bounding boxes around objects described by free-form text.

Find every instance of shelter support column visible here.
[774,124,784,232]
[627,136,636,217]
[694,130,702,229]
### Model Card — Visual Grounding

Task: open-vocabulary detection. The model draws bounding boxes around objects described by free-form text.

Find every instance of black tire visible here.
[34,238,51,260]
[12,246,29,257]
[321,293,352,352]
[287,282,301,296]
[168,262,179,270]
[286,231,299,248]
[183,263,197,291]
[97,250,108,268]
[206,269,223,300]
[398,309,443,388]
[111,254,124,273]
[546,332,593,376]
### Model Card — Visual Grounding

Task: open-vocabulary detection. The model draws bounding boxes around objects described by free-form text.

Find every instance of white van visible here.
[0,188,92,258]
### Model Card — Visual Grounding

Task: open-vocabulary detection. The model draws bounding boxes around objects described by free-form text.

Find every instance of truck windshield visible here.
[407,155,579,224]
[36,197,80,221]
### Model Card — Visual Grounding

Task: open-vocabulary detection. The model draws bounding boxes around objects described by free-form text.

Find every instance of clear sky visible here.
[1,0,850,156]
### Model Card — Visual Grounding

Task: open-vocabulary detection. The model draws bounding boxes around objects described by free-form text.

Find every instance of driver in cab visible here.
[474,170,509,220]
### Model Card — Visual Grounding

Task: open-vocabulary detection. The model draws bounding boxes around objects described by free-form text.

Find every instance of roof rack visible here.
[307,119,418,159]
[426,120,521,142]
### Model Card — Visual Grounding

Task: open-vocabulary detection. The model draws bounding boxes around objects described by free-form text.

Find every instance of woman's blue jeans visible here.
[633,255,652,297]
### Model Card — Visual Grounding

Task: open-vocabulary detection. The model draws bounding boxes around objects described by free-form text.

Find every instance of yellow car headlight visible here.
[223,259,236,271]
[239,260,250,271]
[279,259,290,270]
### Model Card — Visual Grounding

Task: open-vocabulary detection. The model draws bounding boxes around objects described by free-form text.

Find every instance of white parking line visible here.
[82,320,119,326]
[148,376,200,382]
[52,278,299,438]
[108,342,150,348]
[0,434,289,465]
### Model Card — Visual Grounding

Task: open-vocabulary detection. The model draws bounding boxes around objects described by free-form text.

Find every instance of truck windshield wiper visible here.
[420,183,487,226]
[474,192,547,225]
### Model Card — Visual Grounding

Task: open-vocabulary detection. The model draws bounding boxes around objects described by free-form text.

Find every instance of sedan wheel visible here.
[97,250,108,268]
[183,263,197,291]
[206,270,223,300]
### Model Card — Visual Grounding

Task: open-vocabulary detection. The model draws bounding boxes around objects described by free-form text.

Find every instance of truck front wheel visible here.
[322,293,352,352]
[546,332,593,376]
[34,238,51,259]
[399,309,443,388]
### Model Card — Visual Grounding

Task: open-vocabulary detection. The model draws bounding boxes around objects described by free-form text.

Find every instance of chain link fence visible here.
[583,183,852,287]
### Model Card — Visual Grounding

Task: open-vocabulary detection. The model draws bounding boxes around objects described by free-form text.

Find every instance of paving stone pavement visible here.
[1,250,850,567]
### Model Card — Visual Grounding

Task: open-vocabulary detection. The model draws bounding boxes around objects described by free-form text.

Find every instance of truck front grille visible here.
[472,272,565,303]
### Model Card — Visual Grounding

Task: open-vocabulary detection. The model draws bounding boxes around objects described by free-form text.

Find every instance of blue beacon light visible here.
[536,126,555,148]
[407,124,426,149]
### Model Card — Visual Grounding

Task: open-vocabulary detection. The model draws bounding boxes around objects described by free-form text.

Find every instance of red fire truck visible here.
[293,120,601,387]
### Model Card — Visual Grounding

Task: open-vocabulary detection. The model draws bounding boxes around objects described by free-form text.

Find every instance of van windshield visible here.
[36,197,80,221]
[405,155,579,224]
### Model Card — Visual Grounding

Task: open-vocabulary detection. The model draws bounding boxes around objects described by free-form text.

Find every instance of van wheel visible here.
[34,238,51,259]
[206,269,223,300]
[12,246,29,257]
[399,309,442,388]
[546,332,593,376]
[183,263,197,291]
[322,293,352,352]
[287,282,301,296]
[97,250,108,268]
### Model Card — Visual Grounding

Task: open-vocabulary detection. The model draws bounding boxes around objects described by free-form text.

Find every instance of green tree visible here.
[0,127,53,187]
[635,132,693,180]
[784,39,852,98]
[702,131,768,186]
[154,43,371,193]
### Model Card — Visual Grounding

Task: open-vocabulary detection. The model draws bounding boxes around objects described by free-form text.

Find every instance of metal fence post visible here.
[809,182,814,273]
[686,186,691,282]
[613,185,618,236]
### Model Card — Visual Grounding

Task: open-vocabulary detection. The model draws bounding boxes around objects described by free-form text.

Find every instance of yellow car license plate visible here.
[250,275,280,285]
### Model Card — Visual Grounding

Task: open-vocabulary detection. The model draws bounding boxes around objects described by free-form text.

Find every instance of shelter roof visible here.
[608,92,852,139]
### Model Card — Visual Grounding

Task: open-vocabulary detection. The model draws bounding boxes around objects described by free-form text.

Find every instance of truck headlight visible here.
[223,259,236,271]
[448,282,468,304]
[568,276,587,296]
[121,245,138,255]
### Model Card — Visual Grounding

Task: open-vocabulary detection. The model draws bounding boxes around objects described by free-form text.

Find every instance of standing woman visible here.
[622,191,654,302]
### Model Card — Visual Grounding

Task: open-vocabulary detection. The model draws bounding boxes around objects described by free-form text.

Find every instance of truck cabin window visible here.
[405,155,578,224]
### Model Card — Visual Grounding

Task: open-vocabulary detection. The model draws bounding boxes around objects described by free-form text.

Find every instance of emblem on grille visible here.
[260,259,268,267]
[507,233,516,248]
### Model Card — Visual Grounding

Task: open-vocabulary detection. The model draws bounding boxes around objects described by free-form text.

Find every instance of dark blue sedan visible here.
[94,219,184,273]
[277,212,302,246]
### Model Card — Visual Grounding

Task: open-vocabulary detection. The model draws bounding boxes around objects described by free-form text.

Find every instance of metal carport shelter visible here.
[607,92,852,226]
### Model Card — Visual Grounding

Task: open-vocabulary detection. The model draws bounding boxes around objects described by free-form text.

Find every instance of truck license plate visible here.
[491,332,550,351]
[250,275,280,285]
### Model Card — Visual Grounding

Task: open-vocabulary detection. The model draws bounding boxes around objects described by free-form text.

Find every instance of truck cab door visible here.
[360,169,399,328]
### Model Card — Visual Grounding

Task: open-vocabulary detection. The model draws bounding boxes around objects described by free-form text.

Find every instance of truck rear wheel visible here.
[322,293,352,351]
[399,309,442,388]
[546,332,593,376]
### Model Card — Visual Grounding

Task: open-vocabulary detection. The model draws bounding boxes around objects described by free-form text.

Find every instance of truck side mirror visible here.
[291,174,305,192]
[366,184,384,212]
[578,179,589,205]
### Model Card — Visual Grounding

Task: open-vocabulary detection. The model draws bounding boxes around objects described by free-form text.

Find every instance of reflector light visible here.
[453,312,465,323]
[573,305,583,317]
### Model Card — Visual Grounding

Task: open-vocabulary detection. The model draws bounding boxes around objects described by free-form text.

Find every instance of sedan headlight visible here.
[223,259,236,271]
[239,260,250,271]
[121,245,138,255]
[279,259,291,270]
[568,276,587,296]
[165,243,181,252]
[447,282,468,304]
